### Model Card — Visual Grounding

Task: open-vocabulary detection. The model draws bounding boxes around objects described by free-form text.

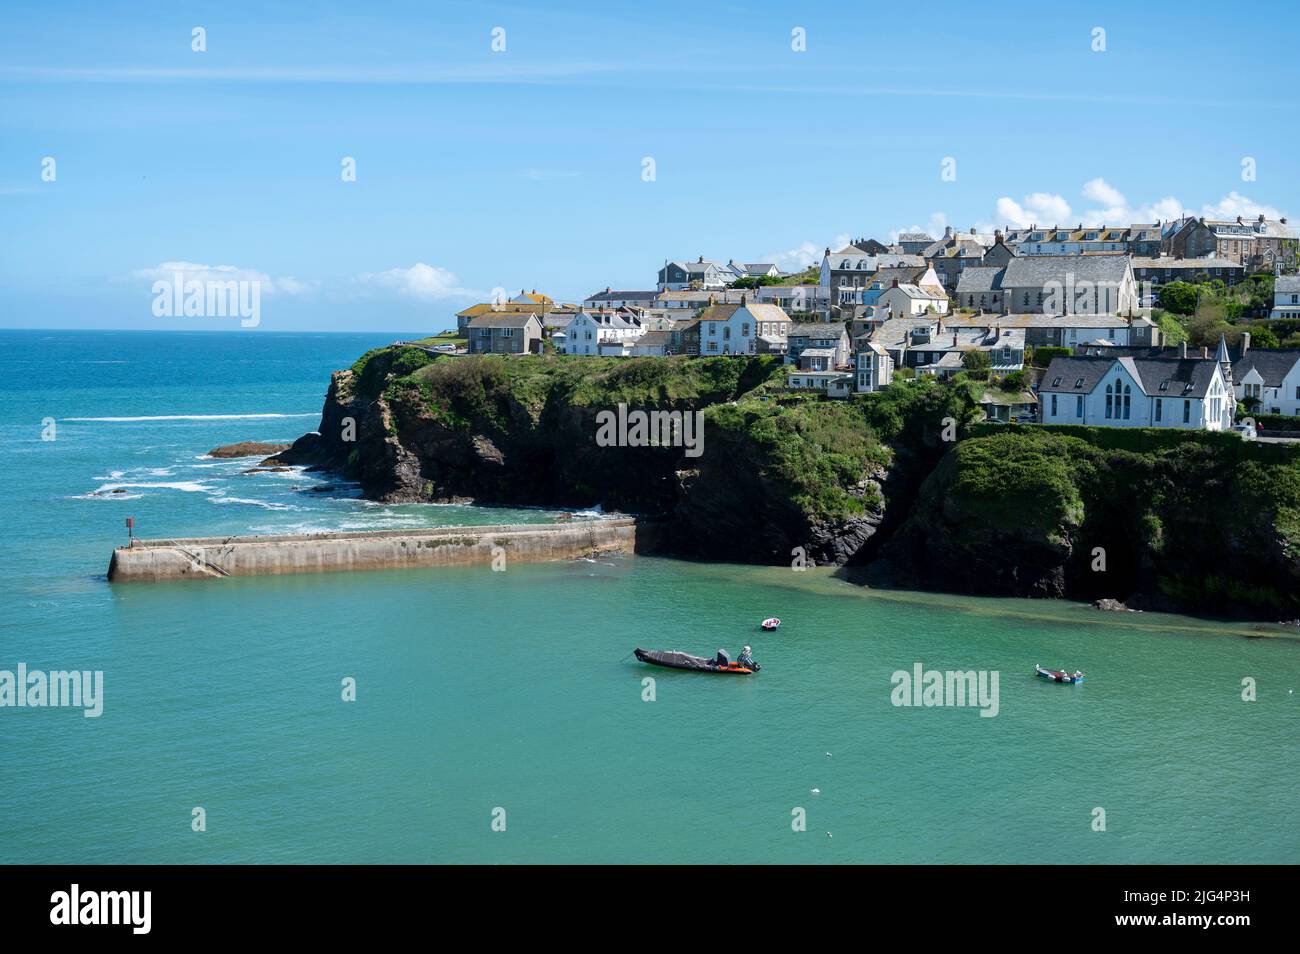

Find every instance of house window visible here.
[1155,398,1162,422]
[1105,383,1113,419]
[502,328,514,337]
[1123,384,1131,420]
[1183,400,1191,423]
[1076,395,1083,418]
[1051,394,1057,416]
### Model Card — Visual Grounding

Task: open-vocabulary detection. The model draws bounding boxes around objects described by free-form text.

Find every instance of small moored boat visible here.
[634,648,757,675]
[761,618,780,631]
[1035,665,1084,684]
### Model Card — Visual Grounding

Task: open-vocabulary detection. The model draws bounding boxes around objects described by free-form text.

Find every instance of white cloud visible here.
[888,213,949,244]
[762,234,851,271]
[1199,191,1285,222]
[356,263,482,301]
[989,180,1288,232]
[131,261,312,294]
[994,192,1073,230]
[1081,177,1125,208]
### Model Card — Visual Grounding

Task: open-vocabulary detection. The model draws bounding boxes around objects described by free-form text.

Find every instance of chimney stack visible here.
[1180,340,1188,358]
[1242,331,1251,356]
[892,278,899,287]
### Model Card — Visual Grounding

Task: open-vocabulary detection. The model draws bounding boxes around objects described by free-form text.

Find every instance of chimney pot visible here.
[1180,341,1188,358]
[1242,332,1251,355]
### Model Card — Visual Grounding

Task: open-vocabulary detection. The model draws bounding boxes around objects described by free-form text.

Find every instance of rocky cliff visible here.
[275,346,1300,619]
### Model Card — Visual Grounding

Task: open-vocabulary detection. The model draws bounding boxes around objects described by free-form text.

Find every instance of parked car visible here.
[1232,421,1257,440]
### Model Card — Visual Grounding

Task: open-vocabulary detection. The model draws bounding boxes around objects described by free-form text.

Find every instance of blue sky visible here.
[3,0,1299,332]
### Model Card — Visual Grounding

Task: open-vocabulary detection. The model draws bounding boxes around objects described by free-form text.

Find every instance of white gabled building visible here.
[876,279,950,319]
[1038,339,1235,430]
[561,309,643,356]
[1270,276,1300,320]
[1232,335,1300,416]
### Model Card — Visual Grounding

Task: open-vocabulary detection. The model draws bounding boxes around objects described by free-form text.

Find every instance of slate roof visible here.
[467,312,540,329]
[788,322,845,338]
[633,330,672,347]
[1130,256,1241,271]
[1039,355,1221,397]
[945,312,1129,329]
[585,289,659,302]
[1275,276,1300,294]
[1232,348,1300,387]
[955,266,1005,294]
[1002,254,1132,286]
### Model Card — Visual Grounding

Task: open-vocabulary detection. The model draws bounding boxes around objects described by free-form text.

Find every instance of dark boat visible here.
[634,648,757,674]
[1035,665,1084,684]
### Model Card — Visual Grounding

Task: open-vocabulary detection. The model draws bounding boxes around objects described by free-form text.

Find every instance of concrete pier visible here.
[108,518,646,583]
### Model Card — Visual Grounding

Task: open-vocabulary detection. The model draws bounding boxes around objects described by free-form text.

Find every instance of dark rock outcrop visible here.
[209,441,291,458]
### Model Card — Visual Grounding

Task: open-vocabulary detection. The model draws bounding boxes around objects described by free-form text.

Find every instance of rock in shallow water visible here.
[208,441,291,458]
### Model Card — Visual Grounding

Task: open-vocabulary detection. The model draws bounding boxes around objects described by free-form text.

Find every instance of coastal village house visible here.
[920,227,1007,289]
[466,312,543,355]
[456,300,552,336]
[655,288,748,310]
[945,311,1159,348]
[1131,255,1245,290]
[1038,339,1235,430]
[786,322,850,367]
[656,257,742,291]
[755,283,828,316]
[582,288,660,310]
[1270,276,1300,320]
[1164,214,1297,269]
[1232,335,1300,416]
[855,340,894,393]
[877,279,950,319]
[560,310,643,356]
[673,298,791,355]
[819,245,926,309]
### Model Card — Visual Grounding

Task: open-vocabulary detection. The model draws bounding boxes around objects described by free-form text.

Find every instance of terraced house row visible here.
[448,209,1299,432]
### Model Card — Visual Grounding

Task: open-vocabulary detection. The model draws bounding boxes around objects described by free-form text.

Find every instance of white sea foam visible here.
[210,496,300,511]
[92,480,214,494]
[64,413,318,422]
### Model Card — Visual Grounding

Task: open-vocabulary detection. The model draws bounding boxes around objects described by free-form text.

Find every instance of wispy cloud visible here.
[129,261,313,294]
[355,263,482,301]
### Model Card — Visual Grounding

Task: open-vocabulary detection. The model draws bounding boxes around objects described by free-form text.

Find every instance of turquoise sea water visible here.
[1,330,1297,864]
